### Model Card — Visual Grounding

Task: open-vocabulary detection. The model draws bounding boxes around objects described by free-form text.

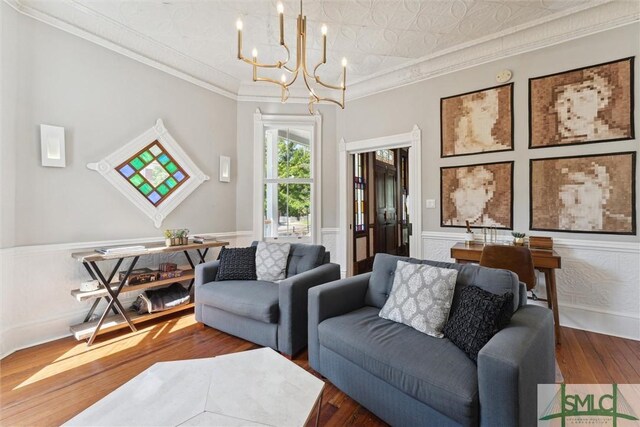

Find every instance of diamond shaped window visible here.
[88,119,209,227]
[116,142,190,207]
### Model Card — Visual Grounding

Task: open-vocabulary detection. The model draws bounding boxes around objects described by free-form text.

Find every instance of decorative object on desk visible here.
[119,268,157,285]
[511,232,526,246]
[441,83,513,157]
[530,152,635,234]
[40,124,66,167]
[158,262,177,272]
[529,236,553,249]
[164,229,189,246]
[95,246,146,255]
[441,161,513,230]
[87,119,210,228]
[464,221,474,246]
[219,155,231,183]
[79,280,100,292]
[529,57,634,148]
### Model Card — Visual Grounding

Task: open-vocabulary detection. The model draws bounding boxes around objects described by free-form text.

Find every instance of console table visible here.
[70,239,228,345]
[450,242,562,344]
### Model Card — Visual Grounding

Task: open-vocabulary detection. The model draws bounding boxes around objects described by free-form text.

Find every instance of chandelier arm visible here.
[311,96,344,109]
[314,75,345,91]
[283,69,300,88]
[240,55,282,69]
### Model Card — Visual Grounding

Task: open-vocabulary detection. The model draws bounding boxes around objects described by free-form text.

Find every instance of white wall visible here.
[0,3,241,357]
[338,23,640,339]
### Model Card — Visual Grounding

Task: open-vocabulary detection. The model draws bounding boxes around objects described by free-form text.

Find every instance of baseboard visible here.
[0,231,247,360]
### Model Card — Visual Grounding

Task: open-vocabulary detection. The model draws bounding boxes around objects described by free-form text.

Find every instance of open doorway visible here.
[352,148,410,274]
[338,126,422,278]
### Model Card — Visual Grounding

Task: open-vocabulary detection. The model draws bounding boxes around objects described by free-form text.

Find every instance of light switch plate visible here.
[425,199,436,209]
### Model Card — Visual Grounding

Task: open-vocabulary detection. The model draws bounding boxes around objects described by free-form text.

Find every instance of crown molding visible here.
[346,1,640,101]
[4,0,639,104]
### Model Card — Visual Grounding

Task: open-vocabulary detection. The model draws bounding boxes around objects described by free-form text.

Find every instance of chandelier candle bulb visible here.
[252,48,258,59]
[321,25,327,63]
[236,19,243,59]
[278,3,284,45]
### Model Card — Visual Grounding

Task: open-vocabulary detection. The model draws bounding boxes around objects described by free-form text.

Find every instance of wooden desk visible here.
[450,242,562,344]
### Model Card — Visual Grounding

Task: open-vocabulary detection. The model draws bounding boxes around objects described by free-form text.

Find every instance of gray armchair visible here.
[308,253,555,426]
[195,242,340,357]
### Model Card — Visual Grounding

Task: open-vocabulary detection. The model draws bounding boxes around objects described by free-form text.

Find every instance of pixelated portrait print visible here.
[529,58,634,148]
[441,161,513,229]
[441,83,513,157]
[530,153,636,234]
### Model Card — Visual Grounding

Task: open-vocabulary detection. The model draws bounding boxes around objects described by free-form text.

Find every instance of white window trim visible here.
[253,109,322,244]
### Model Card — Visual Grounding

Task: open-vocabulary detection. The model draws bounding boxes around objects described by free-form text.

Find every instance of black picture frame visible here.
[440,83,514,158]
[440,160,514,230]
[529,151,636,235]
[528,57,635,149]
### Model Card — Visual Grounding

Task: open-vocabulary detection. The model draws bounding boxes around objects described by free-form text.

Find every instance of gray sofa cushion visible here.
[366,253,520,312]
[251,241,326,278]
[318,306,479,425]
[196,280,279,323]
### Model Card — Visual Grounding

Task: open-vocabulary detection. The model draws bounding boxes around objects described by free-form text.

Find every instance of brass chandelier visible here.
[236,0,347,113]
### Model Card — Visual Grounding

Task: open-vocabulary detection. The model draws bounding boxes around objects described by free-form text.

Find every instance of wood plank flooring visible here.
[1,311,639,426]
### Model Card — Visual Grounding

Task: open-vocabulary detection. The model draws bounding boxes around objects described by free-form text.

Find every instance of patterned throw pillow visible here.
[443,285,514,362]
[379,261,458,338]
[215,246,257,281]
[255,241,291,282]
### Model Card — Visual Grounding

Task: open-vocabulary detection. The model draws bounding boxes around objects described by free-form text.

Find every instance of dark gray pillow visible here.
[215,246,257,281]
[443,285,514,362]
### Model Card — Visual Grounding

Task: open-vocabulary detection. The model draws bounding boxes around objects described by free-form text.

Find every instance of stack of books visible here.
[192,236,217,244]
[95,245,147,255]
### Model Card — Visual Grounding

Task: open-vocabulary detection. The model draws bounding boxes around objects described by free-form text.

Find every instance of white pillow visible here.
[379,261,458,338]
[255,241,291,282]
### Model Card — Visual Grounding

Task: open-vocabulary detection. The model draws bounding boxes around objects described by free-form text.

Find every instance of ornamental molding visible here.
[87,119,209,228]
[4,0,639,103]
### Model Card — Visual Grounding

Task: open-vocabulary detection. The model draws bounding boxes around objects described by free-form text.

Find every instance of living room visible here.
[1,0,639,426]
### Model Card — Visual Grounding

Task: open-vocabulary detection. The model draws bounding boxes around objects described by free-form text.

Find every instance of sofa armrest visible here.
[195,260,220,288]
[307,273,371,370]
[478,305,555,427]
[278,263,341,357]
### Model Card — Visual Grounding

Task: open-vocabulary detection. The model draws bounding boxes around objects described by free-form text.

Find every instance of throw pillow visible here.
[215,246,257,281]
[443,285,514,362]
[379,261,458,338]
[255,241,291,282]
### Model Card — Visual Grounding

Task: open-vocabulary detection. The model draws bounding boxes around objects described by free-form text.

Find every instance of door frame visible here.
[338,125,422,277]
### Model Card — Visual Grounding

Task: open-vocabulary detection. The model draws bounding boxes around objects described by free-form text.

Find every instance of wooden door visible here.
[375,163,398,255]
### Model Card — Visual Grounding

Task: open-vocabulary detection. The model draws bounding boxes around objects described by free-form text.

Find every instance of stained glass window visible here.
[354,153,366,233]
[116,141,190,206]
[375,149,395,165]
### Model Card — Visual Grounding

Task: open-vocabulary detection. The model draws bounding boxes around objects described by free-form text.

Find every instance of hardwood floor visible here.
[1,311,639,426]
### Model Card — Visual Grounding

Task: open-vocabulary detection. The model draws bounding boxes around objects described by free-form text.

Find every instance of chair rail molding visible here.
[420,231,640,340]
[338,126,422,277]
[0,231,250,359]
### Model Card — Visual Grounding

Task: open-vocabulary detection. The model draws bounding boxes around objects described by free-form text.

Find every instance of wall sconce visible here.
[219,155,231,182]
[40,124,66,167]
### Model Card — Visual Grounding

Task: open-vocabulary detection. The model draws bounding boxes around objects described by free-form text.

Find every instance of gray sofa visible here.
[309,253,555,427]
[195,242,340,357]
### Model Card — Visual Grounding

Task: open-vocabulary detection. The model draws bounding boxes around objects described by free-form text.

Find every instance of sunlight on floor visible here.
[13,314,197,390]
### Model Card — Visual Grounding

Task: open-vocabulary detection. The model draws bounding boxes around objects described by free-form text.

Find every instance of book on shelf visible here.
[95,245,147,255]
[192,236,217,244]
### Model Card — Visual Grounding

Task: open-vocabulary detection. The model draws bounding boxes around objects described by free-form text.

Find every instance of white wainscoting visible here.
[421,232,640,340]
[320,228,340,275]
[0,231,252,359]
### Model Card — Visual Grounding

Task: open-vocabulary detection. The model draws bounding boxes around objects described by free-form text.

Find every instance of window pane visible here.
[265,128,311,179]
[264,183,311,239]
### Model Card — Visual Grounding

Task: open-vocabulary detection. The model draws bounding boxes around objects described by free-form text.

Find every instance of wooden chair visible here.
[479,245,537,292]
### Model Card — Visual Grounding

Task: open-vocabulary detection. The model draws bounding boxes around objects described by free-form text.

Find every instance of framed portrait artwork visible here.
[441,83,513,158]
[530,152,636,235]
[441,161,513,229]
[529,57,634,148]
